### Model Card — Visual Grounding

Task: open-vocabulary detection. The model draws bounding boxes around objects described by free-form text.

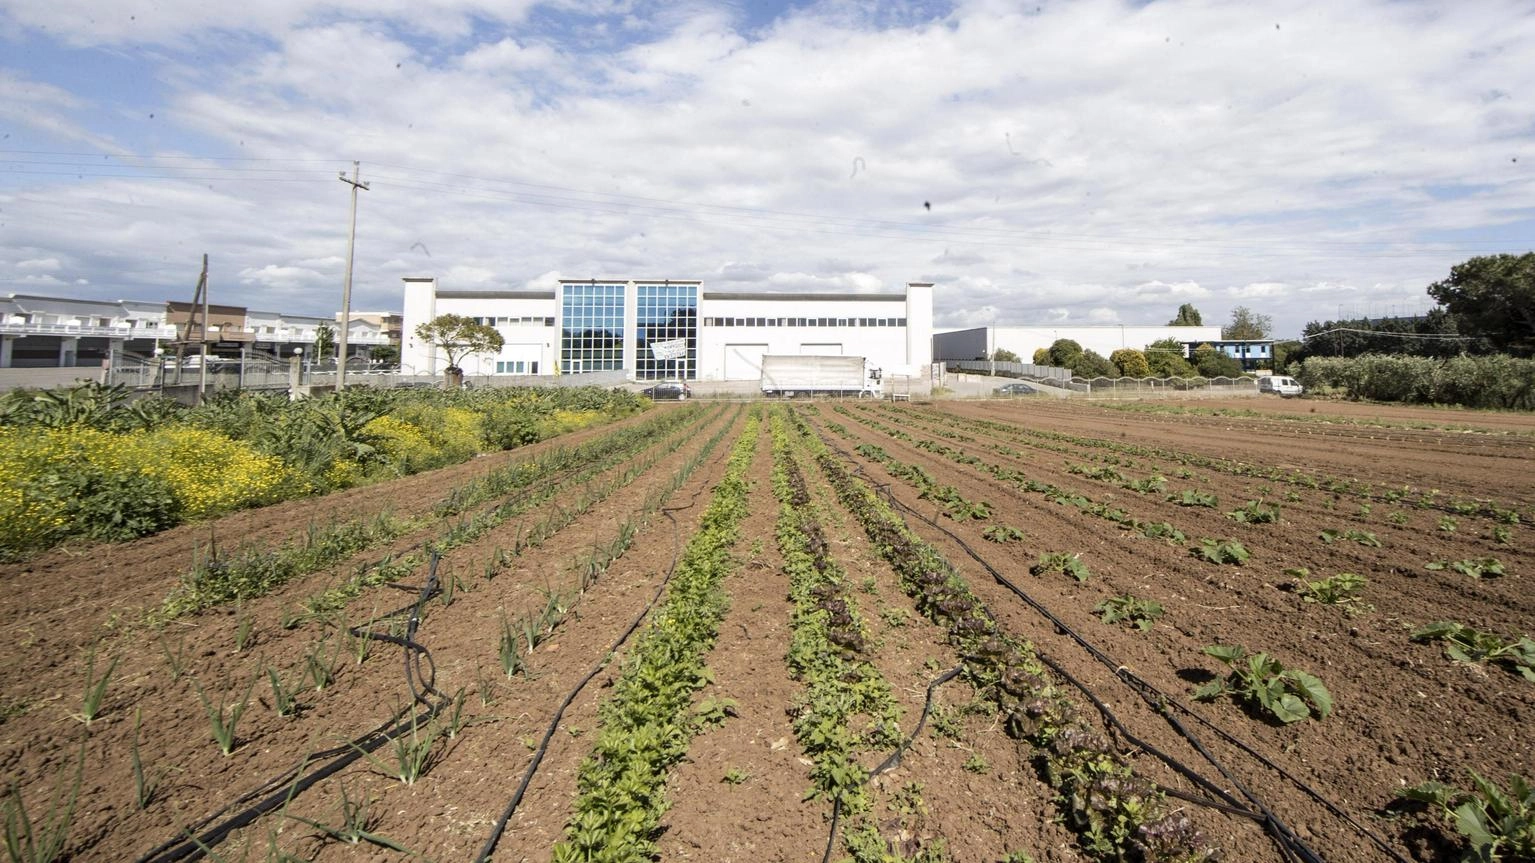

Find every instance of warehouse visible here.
[934,325,1225,364]
[401,277,934,383]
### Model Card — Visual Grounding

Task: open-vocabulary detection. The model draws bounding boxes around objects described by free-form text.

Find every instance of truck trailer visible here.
[760,355,881,398]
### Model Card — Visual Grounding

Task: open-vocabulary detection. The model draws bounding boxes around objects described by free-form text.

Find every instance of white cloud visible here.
[0,0,1531,338]
[16,257,62,271]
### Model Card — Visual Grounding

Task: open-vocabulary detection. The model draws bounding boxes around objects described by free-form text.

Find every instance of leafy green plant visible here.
[191,674,258,756]
[1318,528,1382,547]
[233,614,255,651]
[360,710,440,786]
[1439,516,1459,534]
[1387,510,1409,525]
[944,498,992,521]
[1168,489,1217,508]
[1398,772,1534,862]
[1192,538,1249,566]
[1137,521,1185,542]
[285,782,416,854]
[1,746,82,863]
[267,667,300,718]
[1427,557,1506,579]
[1030,552,1090,582]
[73,646,117,727]
[129,709,169,810]
[982,524,1025,543]
[1194,645,1332,724]
[721,768,750,786]
[1411,622,1535,681]
[1290,570,1368,606]
[1493,526,1513,545]
[962,753,989,774]
[497,613,524,678]
[1094,595,1164,632]
[1225,500,1280,524]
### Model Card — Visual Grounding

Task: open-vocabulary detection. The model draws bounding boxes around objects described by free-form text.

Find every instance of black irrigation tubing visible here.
[824,426,1410,863]
[137,556,450,863]
[471,486,710,863]
[819,665,964,863]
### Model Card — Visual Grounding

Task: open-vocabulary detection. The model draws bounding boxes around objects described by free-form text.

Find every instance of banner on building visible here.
[648,338,688,360]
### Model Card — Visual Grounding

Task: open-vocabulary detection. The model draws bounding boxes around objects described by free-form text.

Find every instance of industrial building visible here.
[933,325,1274,370]
[400,277,934,383]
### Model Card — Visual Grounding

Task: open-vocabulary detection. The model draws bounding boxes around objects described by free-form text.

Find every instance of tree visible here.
[1168,304,1204,326]
[992,348,1021,363]
[313,323,335,363]
[369,344,400,366]
[1073,349,1118,378]
[1223,306,1273,340]
[415,314,505,384]
[1144,338,1195,377]
[1427,253,1535,356]
[1032,348,1051,365]
[1046,339,1084,369]
[1110,348,1150,377]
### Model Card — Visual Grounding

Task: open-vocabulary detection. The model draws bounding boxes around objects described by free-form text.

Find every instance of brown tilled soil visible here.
[2,396,1530,863]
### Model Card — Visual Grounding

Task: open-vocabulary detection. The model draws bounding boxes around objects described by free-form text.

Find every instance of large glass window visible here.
[635,283,697,380]
[561,283,625,373]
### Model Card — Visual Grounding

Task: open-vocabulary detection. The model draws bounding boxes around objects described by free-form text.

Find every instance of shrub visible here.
[363,416,443,474]
[1109,348,1150,378]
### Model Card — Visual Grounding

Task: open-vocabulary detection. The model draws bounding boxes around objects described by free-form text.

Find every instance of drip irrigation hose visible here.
[471,486,712,863]
[819,665,964,863]
[823,425,1410,863]
[137,556,449,863]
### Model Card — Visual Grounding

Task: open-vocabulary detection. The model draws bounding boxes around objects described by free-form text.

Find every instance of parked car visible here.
[641,380,692,401]
[995,382,1037,396]
[1258,375,1304,398]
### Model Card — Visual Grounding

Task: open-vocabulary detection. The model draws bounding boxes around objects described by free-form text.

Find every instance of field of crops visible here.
[2,397,1532,862]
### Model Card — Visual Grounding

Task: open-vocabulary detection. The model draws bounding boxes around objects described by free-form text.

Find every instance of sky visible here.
[1,0,1532,339]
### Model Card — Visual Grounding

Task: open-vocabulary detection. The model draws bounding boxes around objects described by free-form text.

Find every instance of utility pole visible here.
[337,161,370,391]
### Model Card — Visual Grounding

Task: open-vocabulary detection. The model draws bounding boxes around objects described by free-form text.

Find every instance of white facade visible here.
[934,325,1224,363]
[400,277,934,383]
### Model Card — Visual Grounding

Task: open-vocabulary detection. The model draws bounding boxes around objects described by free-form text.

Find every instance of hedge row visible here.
[1298,354,1535,409]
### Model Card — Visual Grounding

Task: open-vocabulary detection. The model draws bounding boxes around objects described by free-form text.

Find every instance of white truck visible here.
[760,355,881,398]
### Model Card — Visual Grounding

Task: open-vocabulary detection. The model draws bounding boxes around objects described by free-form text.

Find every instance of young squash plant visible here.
[1411,622,1535,681]
[1093,595,1163,632]
[1193,645,1332,724]
[1192,538,1249,566]
[1398,772,1535,862]
[1030,551,1090,582]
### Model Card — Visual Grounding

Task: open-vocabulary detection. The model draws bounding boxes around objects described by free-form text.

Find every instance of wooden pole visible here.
[337,162,369,391]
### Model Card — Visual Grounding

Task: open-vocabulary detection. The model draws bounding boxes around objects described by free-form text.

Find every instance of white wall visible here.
[936,325,1224,362]
[697,296,912,381]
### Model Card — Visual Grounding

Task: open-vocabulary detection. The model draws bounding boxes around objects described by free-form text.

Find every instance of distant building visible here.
[934,325,1223,363]
[0,292,391,369]
[401,277,934,382]
[2,294,177,368]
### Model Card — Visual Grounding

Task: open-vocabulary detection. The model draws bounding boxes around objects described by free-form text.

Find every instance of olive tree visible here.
[415,314,505,387]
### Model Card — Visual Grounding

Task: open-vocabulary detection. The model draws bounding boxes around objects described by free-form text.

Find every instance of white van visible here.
[1259,375,1304,398]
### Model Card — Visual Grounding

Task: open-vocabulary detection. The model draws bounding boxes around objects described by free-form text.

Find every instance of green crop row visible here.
[552,411,760,863]
[795,411,1207,862]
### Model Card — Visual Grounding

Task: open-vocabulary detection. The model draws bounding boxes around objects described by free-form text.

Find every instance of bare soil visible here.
[2,396,1530,863]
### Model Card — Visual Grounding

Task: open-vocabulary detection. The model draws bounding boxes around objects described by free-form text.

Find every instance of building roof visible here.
[438,290,556,300]
[701,291,907,302]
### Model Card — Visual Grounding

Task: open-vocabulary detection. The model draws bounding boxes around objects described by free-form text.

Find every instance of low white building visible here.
[1,293,178,368]
[934,325,1224,363]
[400,277,934,384]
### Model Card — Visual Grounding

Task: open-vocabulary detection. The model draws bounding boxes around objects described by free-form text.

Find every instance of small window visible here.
[837,318,848,327]
[896,318,906,327]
